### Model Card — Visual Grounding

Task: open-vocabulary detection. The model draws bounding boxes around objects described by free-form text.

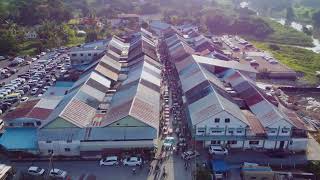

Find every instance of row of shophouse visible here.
[0,29,162,157]
[161,28,309,152]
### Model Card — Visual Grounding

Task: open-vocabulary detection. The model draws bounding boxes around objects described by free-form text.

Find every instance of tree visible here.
[285,6,295,25]
[312,10,320,28]
[37,21,65,49]
[85,30,98,43]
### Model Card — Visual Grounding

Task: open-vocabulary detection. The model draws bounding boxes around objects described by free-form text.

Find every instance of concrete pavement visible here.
[307,136,320,161]
[13,161,150,180]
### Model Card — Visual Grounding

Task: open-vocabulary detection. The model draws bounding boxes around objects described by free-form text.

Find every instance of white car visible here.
[20,97,29,102]
[163,136,175,147]
[27,166,45,176]
[209,145,228,155]
[49,168,67,179]
[100,156,119,166]
[122,157,142,166]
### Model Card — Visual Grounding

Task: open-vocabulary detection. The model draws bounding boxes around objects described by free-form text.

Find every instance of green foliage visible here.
[5,0,72,26]
[0,22,24,55]
[306,161,320,178]
[286,7,295,24]
[253,41,320,84]
[85,30,98,43]
[195,167,212,180]
[260,19,314,46]
[312,10,320,27]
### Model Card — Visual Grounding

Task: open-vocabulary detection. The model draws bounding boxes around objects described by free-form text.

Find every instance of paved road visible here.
[13,161,150,180]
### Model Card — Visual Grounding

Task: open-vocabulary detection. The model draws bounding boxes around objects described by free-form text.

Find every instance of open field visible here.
[252,19,314,47]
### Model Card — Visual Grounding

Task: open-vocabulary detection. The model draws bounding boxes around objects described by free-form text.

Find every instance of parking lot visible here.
[220,35,295,74]
[0,50,71,116]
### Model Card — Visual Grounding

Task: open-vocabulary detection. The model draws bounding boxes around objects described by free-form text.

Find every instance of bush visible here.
[269,44,280,50]
[305,161,320,178]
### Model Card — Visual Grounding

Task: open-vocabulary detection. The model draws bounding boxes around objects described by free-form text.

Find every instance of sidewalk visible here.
[225,150,308,166]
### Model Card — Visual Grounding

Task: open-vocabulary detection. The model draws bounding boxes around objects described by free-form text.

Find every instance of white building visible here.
[25,31,38,39]
[165,34,308,152]
[176,24,199,33]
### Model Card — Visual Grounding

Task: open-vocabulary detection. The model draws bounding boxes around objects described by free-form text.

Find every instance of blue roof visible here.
[211,160,229,173]
[0,128,38,150]
[242,166,272,172]
[150,21,170,30]
[54,81,74,88]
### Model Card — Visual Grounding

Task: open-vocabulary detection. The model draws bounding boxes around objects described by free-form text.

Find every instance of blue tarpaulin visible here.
[211,160,229,173]
[0,128,38,151]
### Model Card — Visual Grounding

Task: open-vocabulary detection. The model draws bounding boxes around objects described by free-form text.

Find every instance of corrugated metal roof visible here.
[102,35,160,129]
[188,93,223,124]
[3,99,40,121]
[242,110,266,135]
[223,70,291,127]
[60,99,96,128]
[168,43,249,126]
[26,107,53,120]
[194,55,258,73]
[35,97,62,110]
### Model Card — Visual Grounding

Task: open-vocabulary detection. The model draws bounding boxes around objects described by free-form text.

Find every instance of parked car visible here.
[122,157,142,166]
[209,145,228,155]
[27,166,45,176]
[99,156,119,166]
[49,168,67,179]
[31,88,39,95]
[181,150,200,160]
[20,97,29,103]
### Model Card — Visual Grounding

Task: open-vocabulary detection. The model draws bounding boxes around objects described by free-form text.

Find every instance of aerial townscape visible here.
[0,0,320,180]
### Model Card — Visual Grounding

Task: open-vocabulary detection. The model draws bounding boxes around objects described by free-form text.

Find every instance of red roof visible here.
[26,107,52,120]
[280,106,307,130]
[242,110,266,136]
[3,100,40,121]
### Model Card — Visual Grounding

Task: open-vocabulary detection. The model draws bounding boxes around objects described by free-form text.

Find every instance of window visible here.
[211,130,222,134]
[282,128,289,133]
[64,148,70,152]
[228,131,234,134]
[67,140,72,143]
[237,130,242,133]
[249,141,259,145]
[80,53,84,56]
[211,140,221,144]
[197,128,205,134]
[48,150,53,154]
[227,140,237,144]
[94,53,97,56]
[46,140,52,143]
[214,118,220,123]
[88,53,92,56]
[225,118,230,123]
[71,54,77,57]
[81,60,85,63]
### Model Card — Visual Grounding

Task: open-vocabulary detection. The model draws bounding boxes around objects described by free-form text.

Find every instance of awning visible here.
[0,128,38,151]
[211,160,229,173]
